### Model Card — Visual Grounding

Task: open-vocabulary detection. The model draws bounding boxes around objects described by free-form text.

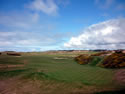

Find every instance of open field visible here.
[0,51,125,94]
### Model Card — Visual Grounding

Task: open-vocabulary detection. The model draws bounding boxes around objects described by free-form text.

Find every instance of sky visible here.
[0,0,125,51]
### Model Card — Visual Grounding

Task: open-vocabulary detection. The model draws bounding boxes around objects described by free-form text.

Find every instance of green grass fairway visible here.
[0,52,124,94]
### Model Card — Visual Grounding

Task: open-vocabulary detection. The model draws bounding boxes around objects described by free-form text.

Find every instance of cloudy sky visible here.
[0,0,125,51]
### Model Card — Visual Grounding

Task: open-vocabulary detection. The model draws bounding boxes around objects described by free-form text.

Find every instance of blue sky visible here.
[0,0,125,51]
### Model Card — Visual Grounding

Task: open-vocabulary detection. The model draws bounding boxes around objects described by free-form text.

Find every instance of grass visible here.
[24,55,113,85]
[0,54,23,65]
[0,52,124,94]
[0,69,29,79]
[89,56,103,66]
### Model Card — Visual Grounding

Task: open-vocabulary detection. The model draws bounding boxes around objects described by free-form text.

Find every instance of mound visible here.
[100,52,125,68]
[74,54,92,64]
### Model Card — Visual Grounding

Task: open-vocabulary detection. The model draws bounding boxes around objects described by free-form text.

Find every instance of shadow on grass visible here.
[22,71,68,82]
[89,56,103,66]
[95,89,125,94]
[0,69,29,78]
[23,72,49,80]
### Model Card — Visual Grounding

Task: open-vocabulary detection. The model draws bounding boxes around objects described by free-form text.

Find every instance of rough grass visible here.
[20,55,114,86]
[89,56,104,66]
[0,52,124,94]
[0,69,28,79]
[0,55,23,65]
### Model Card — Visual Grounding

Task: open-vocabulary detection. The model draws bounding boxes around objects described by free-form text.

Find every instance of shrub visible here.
[74,54,92,64]
[7,52,21,56]
[100,52,125,68]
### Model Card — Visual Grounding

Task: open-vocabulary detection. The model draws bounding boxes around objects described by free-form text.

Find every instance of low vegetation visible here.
[0,51,125,94]
[75,51,125,68]
[7,52,21,56]
[74,54,92,64]
[100,52,125,68]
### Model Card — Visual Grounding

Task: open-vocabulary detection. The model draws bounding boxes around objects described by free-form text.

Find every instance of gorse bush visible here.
[75,51,125,68]
[100,52,125,68]
[74,54,92,64]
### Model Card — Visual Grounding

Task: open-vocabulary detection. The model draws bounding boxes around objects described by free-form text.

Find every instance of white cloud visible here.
[0,30,69,51]
[0,31,58,46]
[27,0,58,15]
[64,18,125,50]
[0,31,39,47]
